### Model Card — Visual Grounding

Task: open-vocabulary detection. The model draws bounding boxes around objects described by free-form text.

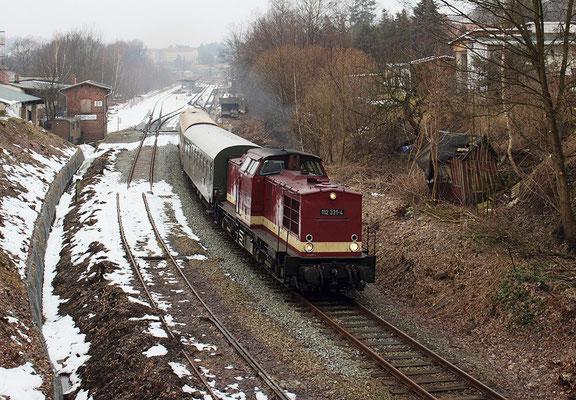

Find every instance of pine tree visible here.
[350,0,377,27]
[411,0,446,58]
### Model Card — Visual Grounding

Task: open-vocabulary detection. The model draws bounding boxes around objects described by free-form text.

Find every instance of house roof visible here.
[10,80,70,91]
[61,80,112,92]
[0,85,43,106]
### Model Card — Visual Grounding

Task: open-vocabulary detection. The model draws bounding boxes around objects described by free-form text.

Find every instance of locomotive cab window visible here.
[260,160,284,176]
[248,160,260,175]
[240,157,252,172]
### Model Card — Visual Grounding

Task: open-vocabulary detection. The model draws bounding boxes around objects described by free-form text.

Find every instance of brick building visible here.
[62,80,112,142]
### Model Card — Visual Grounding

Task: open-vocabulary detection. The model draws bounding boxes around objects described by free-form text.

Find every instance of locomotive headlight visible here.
[304,242,314,253]
[349,242,360,252]
[329,192,337,201]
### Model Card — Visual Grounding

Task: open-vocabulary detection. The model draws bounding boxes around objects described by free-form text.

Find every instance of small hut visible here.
[415,131,500,205]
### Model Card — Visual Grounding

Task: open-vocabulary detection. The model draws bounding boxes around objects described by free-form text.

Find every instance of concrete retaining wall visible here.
[25,148,85,400]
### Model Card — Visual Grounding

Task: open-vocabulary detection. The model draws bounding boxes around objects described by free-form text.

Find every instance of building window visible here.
[80,99,91,113]
[283,195,300,235]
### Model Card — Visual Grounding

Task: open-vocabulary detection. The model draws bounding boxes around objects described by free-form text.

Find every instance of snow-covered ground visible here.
[0,144,77,280]
[0,130,77,399]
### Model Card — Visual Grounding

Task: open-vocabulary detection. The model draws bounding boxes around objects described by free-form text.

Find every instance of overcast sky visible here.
[1,0,405,48]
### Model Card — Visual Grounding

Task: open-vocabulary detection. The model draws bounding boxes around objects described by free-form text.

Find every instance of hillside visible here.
[0,118,77,399]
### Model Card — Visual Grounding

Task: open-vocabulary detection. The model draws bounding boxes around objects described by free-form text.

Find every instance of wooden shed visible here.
[415,132,500,205]
[45,117,81,144]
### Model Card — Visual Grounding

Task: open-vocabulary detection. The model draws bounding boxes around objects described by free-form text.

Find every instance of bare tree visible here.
[5,37,39,76]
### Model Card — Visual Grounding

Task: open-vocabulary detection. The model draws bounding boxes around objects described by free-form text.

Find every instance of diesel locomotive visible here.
[179,108,375,292]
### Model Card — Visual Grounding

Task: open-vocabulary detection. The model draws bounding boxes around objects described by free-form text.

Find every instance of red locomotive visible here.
[179,108,375,292]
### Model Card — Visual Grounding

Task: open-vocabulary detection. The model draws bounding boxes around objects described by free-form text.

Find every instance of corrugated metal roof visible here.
[61,80,112,92]
[0,86,42,105]
[10,80,70,90]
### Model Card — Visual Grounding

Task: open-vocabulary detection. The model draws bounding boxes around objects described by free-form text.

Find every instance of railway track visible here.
[115,186,291,399]
[116,193,222,400]
[127,85,215,190]
[295,293,508,400]
[140,192,291,400]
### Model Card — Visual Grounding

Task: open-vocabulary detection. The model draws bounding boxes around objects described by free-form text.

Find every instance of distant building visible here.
[220,95,246,118]
[147,47,198,69]
[8,77,70,120]
[61,80,112,142]
[0,84,43,124]
[450,22,576,89]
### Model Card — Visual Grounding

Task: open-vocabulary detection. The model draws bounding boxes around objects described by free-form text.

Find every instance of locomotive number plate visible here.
[320,209,344,216]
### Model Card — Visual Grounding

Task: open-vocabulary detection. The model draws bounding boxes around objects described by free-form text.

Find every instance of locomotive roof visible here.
[182,124,258,160]
[247,147,321,161]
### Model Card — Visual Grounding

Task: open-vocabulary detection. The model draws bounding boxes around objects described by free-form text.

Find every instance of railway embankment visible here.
[0,117,81,399]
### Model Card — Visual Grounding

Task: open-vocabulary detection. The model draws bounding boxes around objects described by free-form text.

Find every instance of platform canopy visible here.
[0,86,42,106]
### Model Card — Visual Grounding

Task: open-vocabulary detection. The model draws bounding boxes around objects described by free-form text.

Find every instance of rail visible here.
[116,193,221,399]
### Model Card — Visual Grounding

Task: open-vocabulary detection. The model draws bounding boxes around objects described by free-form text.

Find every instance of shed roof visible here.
[61,80,112,92]
[415,131,496,174]
[0,85,43,106]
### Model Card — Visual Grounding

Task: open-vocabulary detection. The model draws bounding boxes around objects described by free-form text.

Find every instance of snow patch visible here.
[168,362,191,378]
[143,344,168,357]
[0,363,44,400]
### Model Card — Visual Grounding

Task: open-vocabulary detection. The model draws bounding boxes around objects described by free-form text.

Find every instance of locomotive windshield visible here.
[260,160,284,175]
[240,157,261,175]
[300,160,324,176]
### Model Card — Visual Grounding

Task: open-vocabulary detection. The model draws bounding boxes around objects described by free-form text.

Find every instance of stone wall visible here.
[25,148,85,400]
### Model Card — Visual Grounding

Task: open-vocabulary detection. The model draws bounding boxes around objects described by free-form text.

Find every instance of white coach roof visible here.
[184,124,257,160]
[180,107,217,132]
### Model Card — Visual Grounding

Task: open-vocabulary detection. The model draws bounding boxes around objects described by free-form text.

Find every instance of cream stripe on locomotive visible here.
[227,195,361,254]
